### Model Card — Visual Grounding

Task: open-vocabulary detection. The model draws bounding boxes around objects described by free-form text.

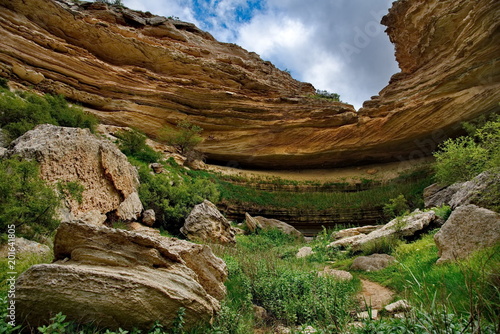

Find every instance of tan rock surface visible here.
[15,221,227,330]
[6,124,142,221]
[0,0,498,168]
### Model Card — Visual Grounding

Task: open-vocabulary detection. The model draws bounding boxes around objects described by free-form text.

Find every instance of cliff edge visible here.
[0,0,498,168]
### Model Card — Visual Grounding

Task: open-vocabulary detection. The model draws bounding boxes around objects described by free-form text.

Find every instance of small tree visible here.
[161,121,203,156]
[115,129,161,163]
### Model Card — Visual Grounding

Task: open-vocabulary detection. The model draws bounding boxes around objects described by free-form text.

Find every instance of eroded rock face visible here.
[16,221,227,330]
[5,124,142,222]
[329,210,436,251]
[434,205,500,264]
[253,215,304,239]
[0,0,497,168]
[181,200,236,245]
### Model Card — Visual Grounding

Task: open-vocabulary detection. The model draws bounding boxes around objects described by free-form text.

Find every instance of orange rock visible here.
[0,0,498,168]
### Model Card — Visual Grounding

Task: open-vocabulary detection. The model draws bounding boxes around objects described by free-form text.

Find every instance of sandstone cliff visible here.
[0,0,498,168]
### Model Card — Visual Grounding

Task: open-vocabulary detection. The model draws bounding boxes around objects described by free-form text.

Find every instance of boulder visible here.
[296,246,314,258]
[351,254,396,272]
[0,237,51,258]
[424,170,500,210]
[244,212,261,233]
[254,215,303,239]
[384,300,411,313]
[348,210,436,252]
[449,170,500,209]
[150,163,164,174]
[16,221,227,330]
[332,225,383,240]
[434,205,500,264]
[181,200,235,245]
[318,267,353,281]
[142,209,156,226]
[6,124,143,222]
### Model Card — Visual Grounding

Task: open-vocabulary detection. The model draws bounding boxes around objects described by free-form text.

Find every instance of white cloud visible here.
[122,0,399,109]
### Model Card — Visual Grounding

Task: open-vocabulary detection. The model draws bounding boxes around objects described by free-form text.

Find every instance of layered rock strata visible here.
[0,0,498,168]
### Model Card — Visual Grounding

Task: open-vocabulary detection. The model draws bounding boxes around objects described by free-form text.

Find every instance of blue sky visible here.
[122,0,399,109]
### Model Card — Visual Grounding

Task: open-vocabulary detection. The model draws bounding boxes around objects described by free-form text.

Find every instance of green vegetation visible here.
[135,158,219,233]
[115,129,162,163]
[312,89,341,102]
[0,86,98,143]
[0,158,60,242]
[160,121,203,157]
[383,194,410,219]
[434,115,499,185]
[358,233,499,333]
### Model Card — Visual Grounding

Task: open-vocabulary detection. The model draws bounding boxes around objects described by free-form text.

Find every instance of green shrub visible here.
[0,89,98,142]
[137,163,219,233]
[160,121,203,156]
[359,235,403,256]
[0,78,8,89]
[383,194,410,219]
[434,116,500,185]
[0,158,60,242]
[313,89,341,102]
[115,129,161,163]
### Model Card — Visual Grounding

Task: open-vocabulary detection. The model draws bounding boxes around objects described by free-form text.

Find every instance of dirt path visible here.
[357,279,395,310]
[206,157,433,183]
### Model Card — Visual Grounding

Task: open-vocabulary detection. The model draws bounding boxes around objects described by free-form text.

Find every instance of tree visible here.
[161,121,203,156]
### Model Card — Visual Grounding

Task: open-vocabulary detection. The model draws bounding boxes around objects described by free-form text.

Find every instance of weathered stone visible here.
[253,305,268,323]
[244,212,261,233]
[384,300,411,313]
[434,205,500,264]
[254,215,303,239]
[0,147,6,158]
[318,267,353,281]
[126,222,160,237]
[142,209,156,226]
[181,200,235,245]
[150,163,164,174]
[333,225,383,240]
[15,221,227,330]
[348,210,436,252]
[449,170,500,209]
[12,63,44,84]
[351,254,396,272]
[296,246,314,258]
[357,310,378,320]
[0,237,50,258]
[328,234,366,249]
[424,183,454,208]
[2,0,497,168]
[5,124,142,221]
[77,210,107,225]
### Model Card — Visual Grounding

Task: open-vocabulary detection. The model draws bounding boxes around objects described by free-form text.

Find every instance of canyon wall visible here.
[0,0,498,168]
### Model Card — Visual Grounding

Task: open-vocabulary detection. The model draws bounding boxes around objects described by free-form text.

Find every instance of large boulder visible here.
[448,170,499,209]
[253,215,304,239]
[244,212,262,233]
[424,170,500,210]
[434,205,500,264]
[16,221,227,330]
[181,200,236,245]
[329,210,436,251]
[5,124,143,222]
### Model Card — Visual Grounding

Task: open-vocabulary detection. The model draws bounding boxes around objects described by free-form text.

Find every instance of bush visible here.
[383,194,410,219]
[160,121,203,156]
[137,162,219,233]
[0,89,98,142]
[0,158,60,242]
[434,116,499,185]
[115,129,161,163]
[314,89,341,102]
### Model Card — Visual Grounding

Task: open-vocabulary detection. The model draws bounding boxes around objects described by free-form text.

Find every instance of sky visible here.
[122,0,399,110]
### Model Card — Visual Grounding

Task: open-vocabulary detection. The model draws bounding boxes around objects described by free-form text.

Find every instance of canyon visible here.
[0,0,498,169]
